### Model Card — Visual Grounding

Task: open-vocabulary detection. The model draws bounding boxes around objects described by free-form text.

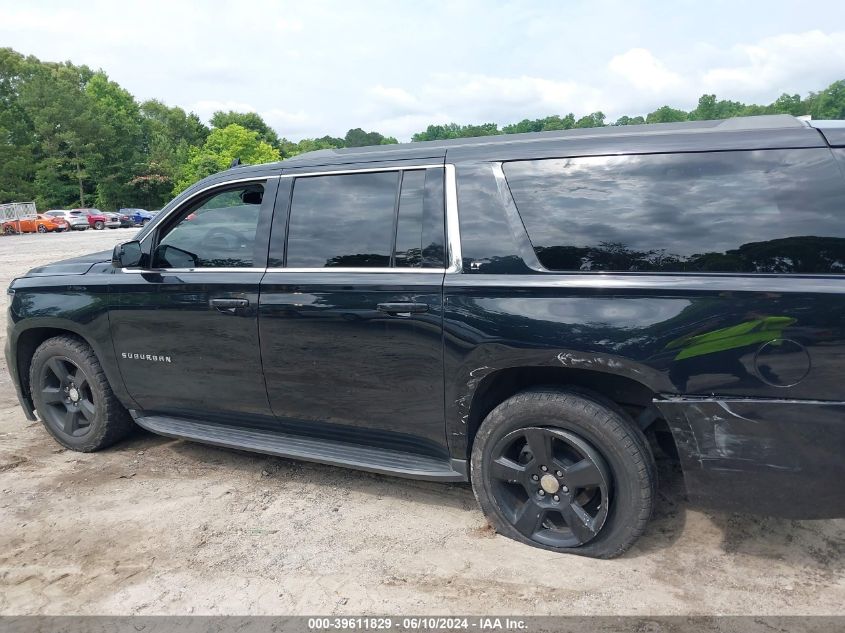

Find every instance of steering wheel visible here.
[200,227,244,251]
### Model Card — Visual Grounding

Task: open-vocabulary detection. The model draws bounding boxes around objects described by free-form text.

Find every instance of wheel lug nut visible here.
[538,490,545,496]
[556,470,563,477]
[562,486,569,493]
[553,495,560,502]
[540,465,548,472]
[531,474,539,481]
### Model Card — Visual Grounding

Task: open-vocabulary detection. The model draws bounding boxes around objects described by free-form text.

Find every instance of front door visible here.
[109,178,277,422]
[259,165,450,457]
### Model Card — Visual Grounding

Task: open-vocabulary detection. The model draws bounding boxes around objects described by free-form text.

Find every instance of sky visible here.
[2,1,845,142]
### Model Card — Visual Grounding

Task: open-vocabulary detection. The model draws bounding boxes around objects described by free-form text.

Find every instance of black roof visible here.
[275,114,826,169]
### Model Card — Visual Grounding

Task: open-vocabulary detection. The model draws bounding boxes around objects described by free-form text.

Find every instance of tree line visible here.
[1,47,843,211]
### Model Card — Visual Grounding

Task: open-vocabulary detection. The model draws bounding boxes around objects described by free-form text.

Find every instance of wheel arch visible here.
[13,322,135,417]
[463,365,673,460]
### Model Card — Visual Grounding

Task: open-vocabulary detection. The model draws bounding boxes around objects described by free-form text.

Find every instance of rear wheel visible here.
[141,218,150,226]
[37,224,47,233]
[471,388,656,558]
[29,335,134,452]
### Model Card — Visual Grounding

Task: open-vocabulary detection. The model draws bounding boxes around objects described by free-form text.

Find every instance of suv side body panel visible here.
[443,141,845,519]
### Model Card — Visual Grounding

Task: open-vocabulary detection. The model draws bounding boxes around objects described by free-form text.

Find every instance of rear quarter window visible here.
[504,149,845,274]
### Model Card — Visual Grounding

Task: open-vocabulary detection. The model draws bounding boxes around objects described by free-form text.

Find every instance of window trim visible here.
[124,164,462,275]
[267,163,460,274]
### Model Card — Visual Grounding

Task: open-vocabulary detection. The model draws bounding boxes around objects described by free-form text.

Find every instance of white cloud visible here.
[608,48,684,93]
[1,1,844,141]
[702,30,845,97]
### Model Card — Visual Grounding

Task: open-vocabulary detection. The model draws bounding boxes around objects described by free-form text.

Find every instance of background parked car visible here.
[120,208,157,226]
[103,211,132,228]
[44,210,90,231]
[72,208,119,230]
[1,213,68,234]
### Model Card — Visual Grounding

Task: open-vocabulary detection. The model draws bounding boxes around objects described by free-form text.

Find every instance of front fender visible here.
[6,276,138,419]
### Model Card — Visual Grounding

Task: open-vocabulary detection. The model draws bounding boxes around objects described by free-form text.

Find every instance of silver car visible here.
[43,210,89,231]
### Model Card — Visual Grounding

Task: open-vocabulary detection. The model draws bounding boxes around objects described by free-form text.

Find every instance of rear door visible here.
[109,177,278,422]
[259,164,450,457]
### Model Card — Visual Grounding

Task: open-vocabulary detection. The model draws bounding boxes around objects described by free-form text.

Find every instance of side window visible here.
[155,183,264,268]
[504,150,845,274]
[394,170,426,267]
[285,168,445,269]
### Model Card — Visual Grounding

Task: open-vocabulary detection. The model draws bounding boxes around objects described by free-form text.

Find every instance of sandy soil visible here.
[0,229,843,615]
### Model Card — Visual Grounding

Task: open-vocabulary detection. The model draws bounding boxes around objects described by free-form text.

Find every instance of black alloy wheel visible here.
[488,426,610,548]
[37,356,97,438]
[471,389,656,558]
[29,335,134,451]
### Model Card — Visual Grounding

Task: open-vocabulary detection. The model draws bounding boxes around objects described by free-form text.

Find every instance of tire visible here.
[37,224,47,233]
[29,335,134,452]
[93,221,104,230]
[141,218,150,226]
[4,225,16,235]
[470,388,656,559]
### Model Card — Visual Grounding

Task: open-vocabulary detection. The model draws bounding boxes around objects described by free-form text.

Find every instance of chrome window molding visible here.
[121,267,266,274]
[444,164,462,274]
[130,163,463,276]
[279,164,443,178]
[265,267,447,274]
[122,266,449,275]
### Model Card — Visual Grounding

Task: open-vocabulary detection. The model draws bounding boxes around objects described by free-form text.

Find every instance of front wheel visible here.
[37,224,47,233]
[470,388,656,559]
[93,221,104,230]
[29,335,134,452]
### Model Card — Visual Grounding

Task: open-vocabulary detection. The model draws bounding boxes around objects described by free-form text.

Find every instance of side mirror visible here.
[112,241,142,268]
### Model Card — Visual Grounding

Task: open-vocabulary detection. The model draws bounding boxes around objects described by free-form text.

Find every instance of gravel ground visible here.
[0,229,843,616]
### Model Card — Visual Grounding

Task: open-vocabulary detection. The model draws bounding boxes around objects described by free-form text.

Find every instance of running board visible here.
[132,414,467,482]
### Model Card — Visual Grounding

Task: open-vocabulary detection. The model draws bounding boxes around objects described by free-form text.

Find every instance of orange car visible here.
[2,214,68,234]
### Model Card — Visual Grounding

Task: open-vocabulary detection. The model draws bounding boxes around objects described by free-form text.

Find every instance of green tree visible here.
[137,100,209,207]
[645,105,688,124]
[344,127,398,147]
[808,80,845,120]
[175,124,280,193]
[768,93,805,116]
[18,61,103,208]
[689,94,746,120]
[85,71,145,208]
[574,111,606,128]
[210,110,281,148]
[502,114,575,133]
[612,115,646,126]
[0,48,38,203]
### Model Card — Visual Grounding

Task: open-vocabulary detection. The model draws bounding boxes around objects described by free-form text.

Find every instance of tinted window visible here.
[395,170,426,267]
[155,184,264,268]
[504,149,845,274]
[287,172,398,268]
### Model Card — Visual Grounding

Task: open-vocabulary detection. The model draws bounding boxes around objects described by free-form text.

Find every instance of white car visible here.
[43,210,89,231]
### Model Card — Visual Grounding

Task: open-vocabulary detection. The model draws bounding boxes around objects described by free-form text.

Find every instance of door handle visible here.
[210,298,249,312]
[377,302,429,316]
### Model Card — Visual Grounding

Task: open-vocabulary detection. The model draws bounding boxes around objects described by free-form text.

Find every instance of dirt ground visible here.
[0,229,843,616]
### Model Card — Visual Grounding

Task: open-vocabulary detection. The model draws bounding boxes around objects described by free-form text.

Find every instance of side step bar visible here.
[132,414,468,482]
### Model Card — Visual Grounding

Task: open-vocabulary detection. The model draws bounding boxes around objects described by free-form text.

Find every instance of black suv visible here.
[7,115,845,558]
